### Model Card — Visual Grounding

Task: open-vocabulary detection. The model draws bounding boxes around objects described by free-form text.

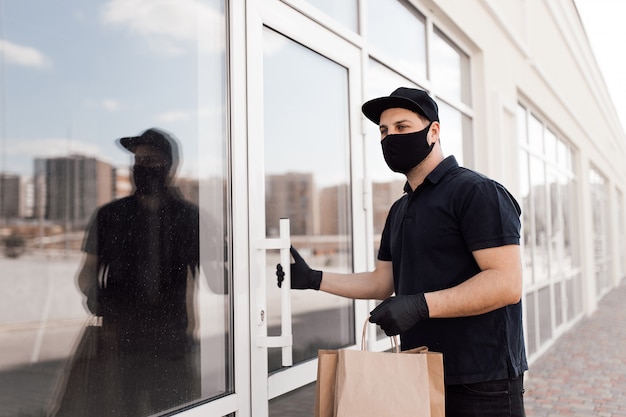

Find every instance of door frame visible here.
[245,1,370,415]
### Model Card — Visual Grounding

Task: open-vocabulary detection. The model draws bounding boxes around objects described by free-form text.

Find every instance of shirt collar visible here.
[403,155,459,193]
[426,155,458,184]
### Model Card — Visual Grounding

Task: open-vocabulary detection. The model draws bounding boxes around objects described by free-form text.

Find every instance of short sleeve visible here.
[460,180,521,252]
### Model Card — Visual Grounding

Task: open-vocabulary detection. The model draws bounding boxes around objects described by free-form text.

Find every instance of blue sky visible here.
[0,0,225,178]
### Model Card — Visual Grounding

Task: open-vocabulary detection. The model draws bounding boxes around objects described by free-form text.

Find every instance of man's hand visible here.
[276,246,323,290]
[369,293,430,336]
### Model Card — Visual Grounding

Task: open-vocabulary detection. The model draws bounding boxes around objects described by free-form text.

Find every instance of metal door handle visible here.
[255,218,293,366]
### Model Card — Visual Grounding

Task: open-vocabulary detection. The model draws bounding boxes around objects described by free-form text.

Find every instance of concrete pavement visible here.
[524,279,626,417]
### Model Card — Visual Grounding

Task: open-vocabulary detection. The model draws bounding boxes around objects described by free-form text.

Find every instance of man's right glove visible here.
[276,246,323,290]
[369,293,430,336]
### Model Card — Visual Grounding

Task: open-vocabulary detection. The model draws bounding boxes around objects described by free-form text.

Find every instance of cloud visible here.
[101,99,120,112]
[100,0,223,55]
[0,40,51,68]
[156,110,192,123]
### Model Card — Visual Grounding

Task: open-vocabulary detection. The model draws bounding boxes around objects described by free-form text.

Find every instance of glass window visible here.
[518,102,580,359]
[528,114,543,154]
[262,28,354,376]
[545,129,557,164]
[525,292,537,356]
[518,150,533,285]
[617,190,626,282]
[437,100,468,166]
[530,155,549,282]
[517,104,529,145]
[547,166,560,277]
[430,28,471,105]
[364,59,415,237]
[366,0,427,80]
[589,167,611,295]
[304,0,358,32]
[0,1,232,416]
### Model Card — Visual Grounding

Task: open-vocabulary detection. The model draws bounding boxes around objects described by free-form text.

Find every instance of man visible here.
[57,128,201,416]
[278,88,527,416]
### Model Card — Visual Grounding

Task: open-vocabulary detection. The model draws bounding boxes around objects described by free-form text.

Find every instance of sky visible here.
[0,0,625,181]
[0,0,227,179]
[575,0,626,131]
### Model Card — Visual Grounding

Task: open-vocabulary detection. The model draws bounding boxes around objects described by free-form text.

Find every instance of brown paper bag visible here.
[315,319,445,417]
[315,349,338,417]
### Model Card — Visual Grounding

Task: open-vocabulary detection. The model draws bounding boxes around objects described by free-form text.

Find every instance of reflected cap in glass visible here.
[119,127,179,166]
[362,87,439,125]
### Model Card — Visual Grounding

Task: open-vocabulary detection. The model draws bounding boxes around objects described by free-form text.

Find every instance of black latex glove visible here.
[276,246,323,290]
[369,293,430,336]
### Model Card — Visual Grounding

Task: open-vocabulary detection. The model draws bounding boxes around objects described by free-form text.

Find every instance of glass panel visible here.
[517,105,528,145]
[554,281,563,327]
[518,150,533,285]
[538,286,552,344]
[366,0,426,80]
[437,100,466,166]
[590,168,611,295]
[617,191,626,280]
[365,59,416,244]
[524,292,537,356]
[557,138,570,171]
[262,28,354,375]
[547,167,560,277]
[304,0,358,32]
[431,28,471,105]
[561,173,576,270]
[528,114,543,154]
[530,156,549,282]
[0,1,232,416]
[544,129,557,164]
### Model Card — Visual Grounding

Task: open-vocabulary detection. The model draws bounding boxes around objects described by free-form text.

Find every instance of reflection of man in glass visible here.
[70,128,200,416]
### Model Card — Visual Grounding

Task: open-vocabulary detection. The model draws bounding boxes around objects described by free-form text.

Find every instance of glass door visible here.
[246,3,365,416]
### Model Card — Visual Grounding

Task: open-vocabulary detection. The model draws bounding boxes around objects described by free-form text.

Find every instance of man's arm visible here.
[425,244,523,318]
[77,253,99,296]
[320,259,395,300]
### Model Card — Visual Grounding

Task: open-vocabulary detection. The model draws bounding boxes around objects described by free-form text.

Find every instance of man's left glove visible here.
[276,246,323,290]
[369,293,430,336]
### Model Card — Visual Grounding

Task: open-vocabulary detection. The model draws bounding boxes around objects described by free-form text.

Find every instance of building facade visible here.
[0,0,624,416]
[34,156,115,230]
[0,173,20,220]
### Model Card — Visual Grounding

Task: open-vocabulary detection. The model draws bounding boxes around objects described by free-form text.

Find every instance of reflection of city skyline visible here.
[0,153,205,250]
[265,172,406,239]
[2,156,407,254]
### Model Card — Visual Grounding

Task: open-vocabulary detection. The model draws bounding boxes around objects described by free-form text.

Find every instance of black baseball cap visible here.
[362,87,439,125]
[118,127,179,166]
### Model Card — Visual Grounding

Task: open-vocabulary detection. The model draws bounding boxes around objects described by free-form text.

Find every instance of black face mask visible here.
[381,122,434,174]
[133,165,169,195]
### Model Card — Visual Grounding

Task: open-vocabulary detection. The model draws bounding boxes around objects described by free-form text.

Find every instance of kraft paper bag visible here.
[335,347,444,417]
[315,349,338,417]
[314,319,444,417]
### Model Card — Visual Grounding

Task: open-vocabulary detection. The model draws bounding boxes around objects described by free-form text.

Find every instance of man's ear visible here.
[429,121,441,144]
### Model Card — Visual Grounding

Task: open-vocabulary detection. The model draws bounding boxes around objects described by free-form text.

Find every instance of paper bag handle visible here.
[362,317,400,353]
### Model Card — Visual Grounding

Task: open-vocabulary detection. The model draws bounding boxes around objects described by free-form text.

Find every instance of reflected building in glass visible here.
[34,155,115,231]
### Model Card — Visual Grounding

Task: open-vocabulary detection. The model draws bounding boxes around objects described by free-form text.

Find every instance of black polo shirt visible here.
[378,156,527,385]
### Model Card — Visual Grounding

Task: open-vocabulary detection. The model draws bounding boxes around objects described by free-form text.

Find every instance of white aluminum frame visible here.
[246,1,368,415]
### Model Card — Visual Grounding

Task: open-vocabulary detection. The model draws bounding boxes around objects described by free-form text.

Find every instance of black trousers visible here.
[445,374,525,417]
